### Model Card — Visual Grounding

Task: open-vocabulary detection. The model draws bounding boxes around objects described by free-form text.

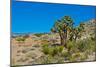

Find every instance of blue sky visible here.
[12,0,96,33]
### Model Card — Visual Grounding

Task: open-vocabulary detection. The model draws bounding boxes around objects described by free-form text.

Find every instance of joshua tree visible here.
[73,22,85,41]
[51,16,74,46]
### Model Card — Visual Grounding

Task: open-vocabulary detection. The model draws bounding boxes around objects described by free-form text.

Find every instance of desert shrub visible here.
[42,44,63,56]
[61,51,69,58]
[91,36,95,41]
[41,40,50,45]
[73,53,81,58]
[77,39,91,52]
[58,46,64,53]
[42,47,50,55]
[42,44,49,48]
[15,37,26,42]
[57,58,64,63]
[42,46,58,56]
[67,40,78,53]
[42,44,50,55]
[87,39,96,52]
[39,55,64,64]
[77,40,86,52]
[40,55,54,64]
[34,33,43,37]
[30,47,35,50]
[17,57,29,62]
[17,50,21,53]
[69,52,81,62]
[49,46,59,56]
[49,46,64,56]
[61,51,71,61]
[77,38,96,53]
[80,53,88,60]
[26,52,36,59]
[21,49,28,53]
[53,46,59,55]
[67,41,73,51]
[33,44,40,47]
[69,51,88,62]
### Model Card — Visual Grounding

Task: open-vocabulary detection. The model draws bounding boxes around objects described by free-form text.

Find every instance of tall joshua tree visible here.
[51,16,74,46]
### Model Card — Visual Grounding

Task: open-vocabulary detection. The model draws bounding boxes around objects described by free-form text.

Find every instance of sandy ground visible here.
[11,35,96,66]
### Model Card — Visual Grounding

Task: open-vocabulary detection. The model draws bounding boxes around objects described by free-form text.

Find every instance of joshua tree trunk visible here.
[74,35,76,41]
[74,33,78,41]
[59,32,67,47]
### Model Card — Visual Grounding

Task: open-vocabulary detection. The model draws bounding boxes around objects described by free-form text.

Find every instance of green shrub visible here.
[88,39,96,52]
[42,44,63,56]
[69,56,76,62]
[33,44,40,47]
[58,46,64,53]
[40,55,54,64]
[69,52,81,62]
[57,57,64,63]
[80,53,88,60]
[67,41,78,53]
[42,44,49,47]
[77,41,86,52]
[49,46,64,56]
[67,41,74,49]
[45,46,58,56]
[51,46,59,56]
[34,33,43,37]
[73,53,81,58]
[16,37,26,42]
[77,38,96,52]
[40,55,64,64]
[42,45,50,55]
[61,51,69,57]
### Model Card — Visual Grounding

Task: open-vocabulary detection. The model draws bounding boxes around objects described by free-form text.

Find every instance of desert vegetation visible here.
[11,16,96,66]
